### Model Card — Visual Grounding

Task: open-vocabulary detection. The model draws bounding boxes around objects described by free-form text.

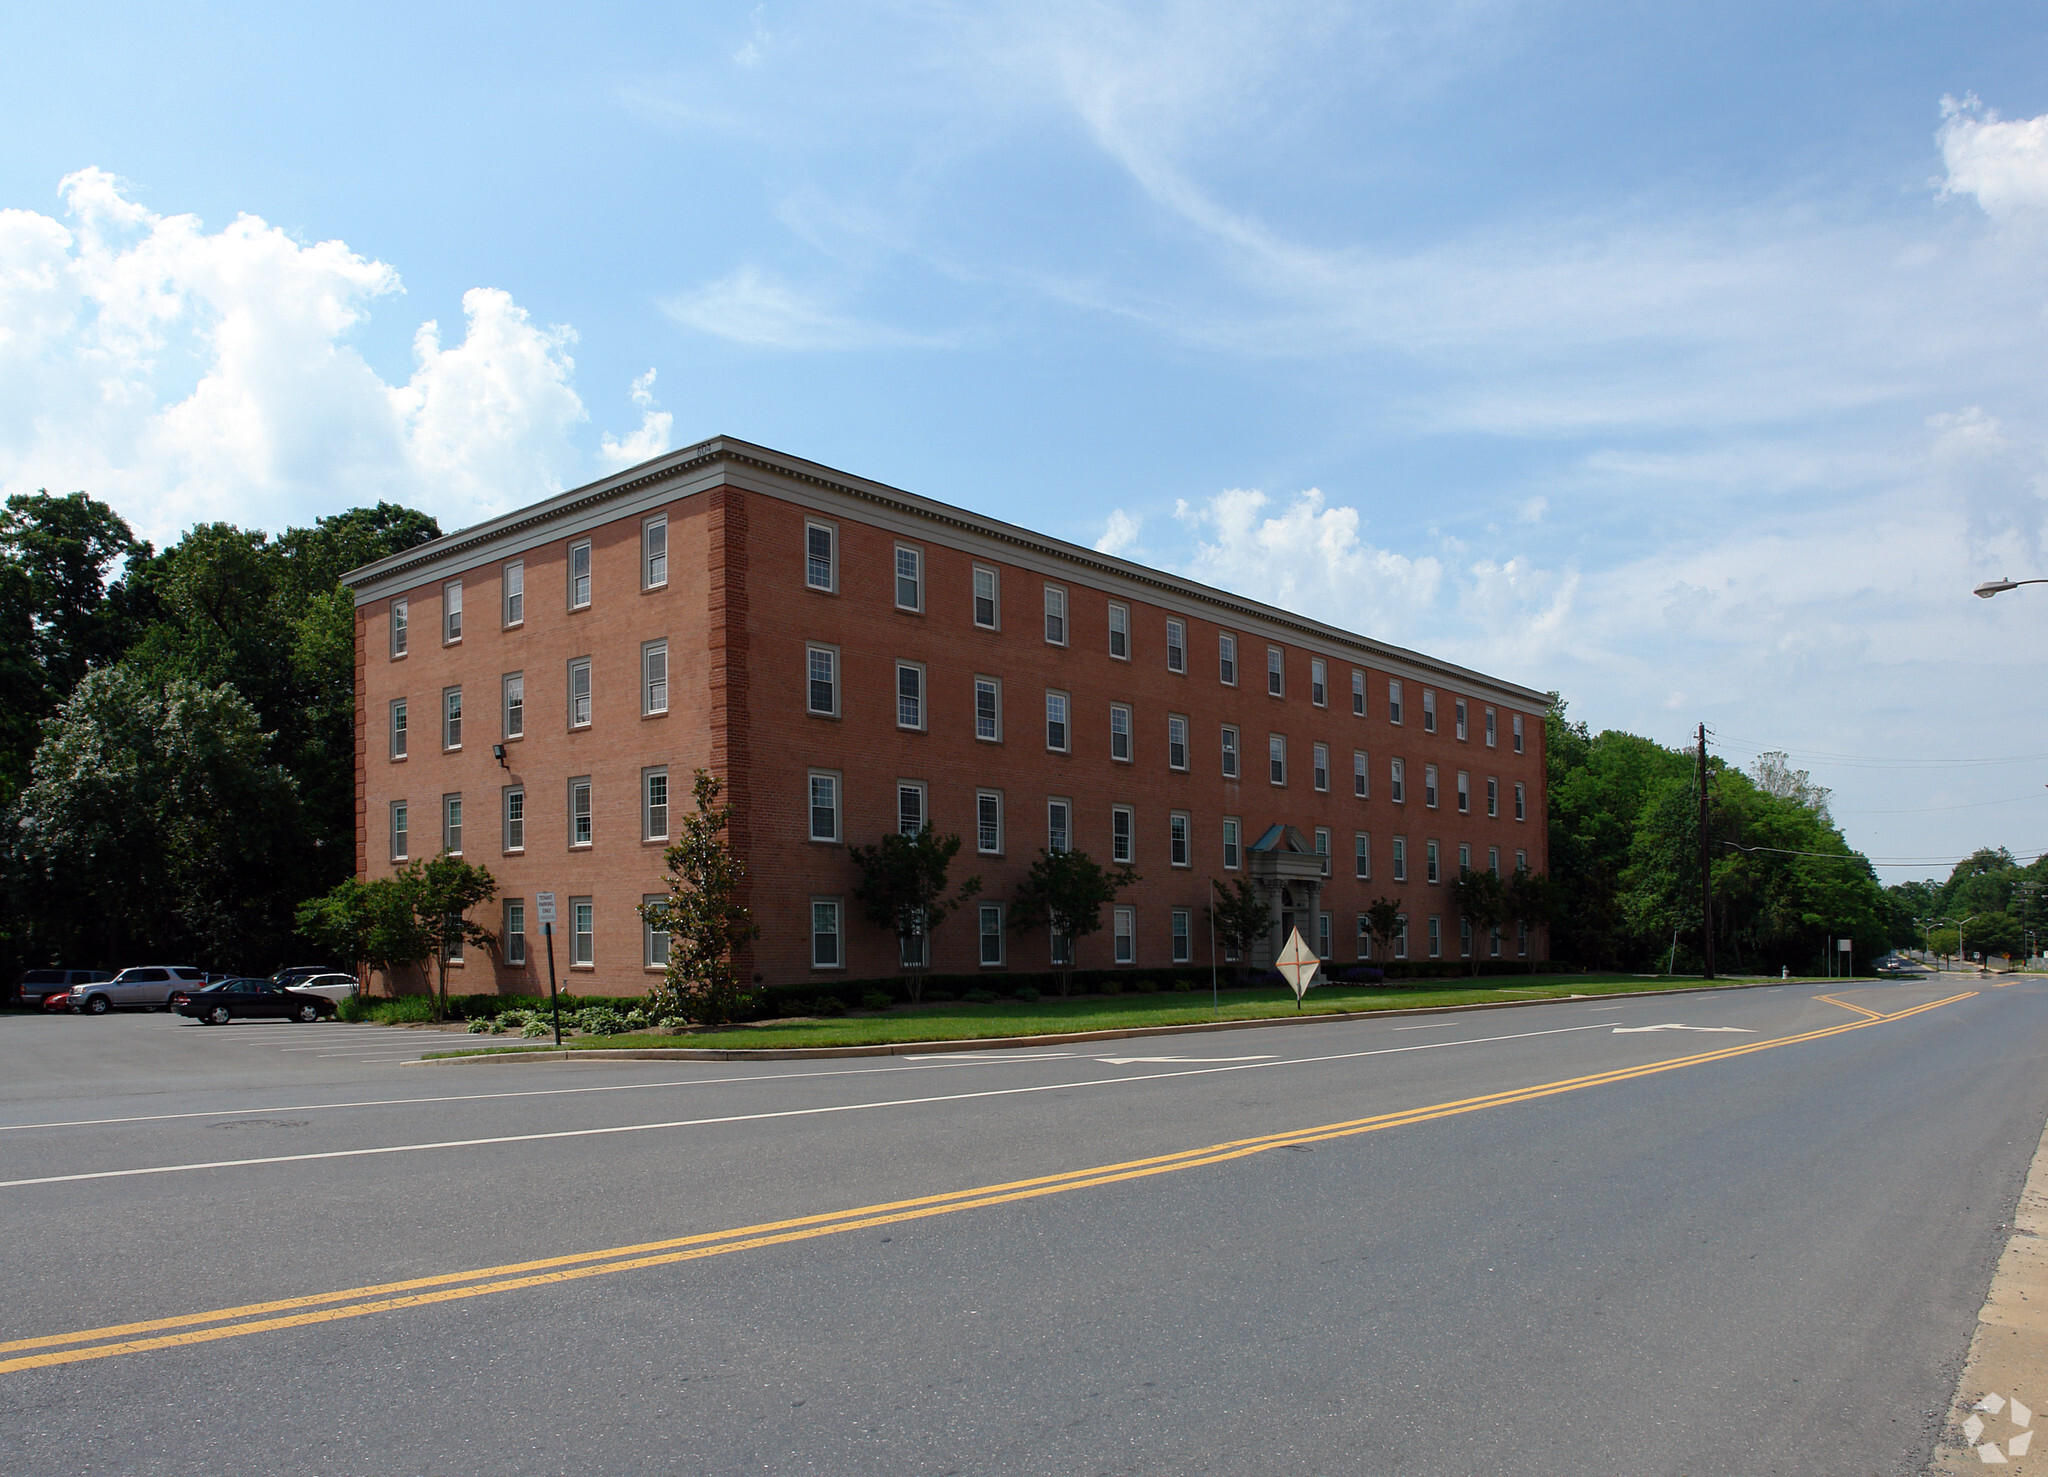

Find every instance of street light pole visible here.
[1974,577,2048,599]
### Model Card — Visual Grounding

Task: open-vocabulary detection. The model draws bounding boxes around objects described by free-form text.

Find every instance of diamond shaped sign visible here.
[1275,927,1321,1006]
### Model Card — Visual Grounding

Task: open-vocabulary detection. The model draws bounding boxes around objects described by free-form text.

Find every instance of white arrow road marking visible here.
[1611,1024,1756,1034]
[1096,1055,1278,1065]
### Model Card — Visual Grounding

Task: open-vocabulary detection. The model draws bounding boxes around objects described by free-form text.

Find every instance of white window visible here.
[1458,842,1471,873]
[390,699,408,759]
[645,894,670,968]
[1389,680,1404,725]
[503,562,524,626]
[1168,714,1188,771]
[569,539,592,609]
[1428,915,1441,958]
[976,790,1003,854]
[974,677,1001,741]
[390,599,408,657]
[1489,846,1501,877]
[1219,632,1237,685]
[895,544,923,611]
[1110,703,1132,761]
[503,674,524,739]
[1456,771,1470,814]
[1392,836,1407,882]
[980,904,1005,966]
[569,659,592,728]
[569,777,592,848]
[896,661,925,730]
[1357,914,1372,960]
[1311,658,1327,707]
[809,771,841,843]
[1172,910,1191,964]
[1352,670,1365,716]
[643,642,668,716]
[1319,913,1332,959]
[973,565,999,628]
[1113,907,1135,964]
[1050,929,1072,967]
[1390,757,1405,803]
[1046,690,1069,752]
[1461,917,1473,958]
[1518,920,1529,957]
[807,645,838,717]
[644,517,668,589]
[1314,827,1330,876]
[897,782,927,837]
[443,581,462,644]
[1108,602,1129,659]
[390,801,408,861]
[572,898,595,965]
[1485,706,1497,747]
[1166,619,1185,673]
[506,900,526,966]
[1515,782,1527,821]
[1269,734,1286,786]
[1424,764,1439,808]
[1111,805,1134,864]
[1313,743,1329,792]
[1221,725,1240,778]
[1512,713,1525,753]
[1426,839,1440,883]
[1355,832,1370,879]
[1353,750,1368,798]
[1516,848,1528,873]
[811,899,842,968]
[1267,646,1284,697]
[1485,777,1498,817]
[806,522,837,592]
[443,687,462,750]
[644,768,669,841]
[443,793,463,856]
[1455,699,1468,741]
[1047,799,1071,853]
[1223,817,1241,870]
[1422,689,1437,733]
[504,786,524,851]
[1397,913,1410,959]
[1044,585,1067,645]
[1170,812,1190,867]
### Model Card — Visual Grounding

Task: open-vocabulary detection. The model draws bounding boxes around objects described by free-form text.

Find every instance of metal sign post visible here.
[1838,937,1852,981]
[536,892,560,1047]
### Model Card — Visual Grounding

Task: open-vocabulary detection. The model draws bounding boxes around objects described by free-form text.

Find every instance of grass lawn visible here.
[424,972,1759,1058]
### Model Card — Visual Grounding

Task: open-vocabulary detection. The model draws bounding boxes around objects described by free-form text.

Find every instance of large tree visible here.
[848,826,981,1003]
[1007,848,1139,994]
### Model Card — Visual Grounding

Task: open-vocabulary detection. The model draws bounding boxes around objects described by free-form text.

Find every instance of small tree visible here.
[1362,896,1405,965]
[1502,866,1556,961]
[848,826,981,1004]
[1008,848,1139,995]
[418,855,499,1019]
[1927,927,1959,969]
[1206,877,1271,966]
[295,858,494,1018]
[1448,867,1509,976]
[639,770,759,1024]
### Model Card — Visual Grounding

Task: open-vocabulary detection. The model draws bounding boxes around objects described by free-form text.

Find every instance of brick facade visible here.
[345,438,1550,997]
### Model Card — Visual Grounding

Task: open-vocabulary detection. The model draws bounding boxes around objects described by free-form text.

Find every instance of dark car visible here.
[12,969,112,1007]
[173,979,337,1025]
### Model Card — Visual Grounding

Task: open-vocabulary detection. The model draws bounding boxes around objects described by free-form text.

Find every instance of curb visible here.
[409,975,1807,1066]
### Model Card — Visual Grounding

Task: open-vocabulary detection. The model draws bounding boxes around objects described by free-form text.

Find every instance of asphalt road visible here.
[3,975,2044,1475]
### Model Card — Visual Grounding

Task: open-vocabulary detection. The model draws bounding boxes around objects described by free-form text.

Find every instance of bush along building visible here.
[343,437,1549,998]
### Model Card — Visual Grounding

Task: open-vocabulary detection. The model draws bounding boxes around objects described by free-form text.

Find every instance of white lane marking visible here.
[918,1052,1075,1060]
[1392,1022,1468,1031]
[0,1021,1621,1188]
[1096,1055,1276,1064]
[1611,1024,1755,1034]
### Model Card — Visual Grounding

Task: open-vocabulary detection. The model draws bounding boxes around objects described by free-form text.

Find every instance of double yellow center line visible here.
[0,989,1978,1376]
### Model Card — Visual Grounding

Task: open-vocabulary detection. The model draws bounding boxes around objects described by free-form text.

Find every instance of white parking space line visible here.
[0,1021,1621,1187]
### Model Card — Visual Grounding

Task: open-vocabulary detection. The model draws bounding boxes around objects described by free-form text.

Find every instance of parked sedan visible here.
[174,979,336,1025]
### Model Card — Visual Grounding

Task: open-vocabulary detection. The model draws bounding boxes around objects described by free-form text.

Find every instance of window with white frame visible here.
[811,899,841,967]
[1485,706,1497,746]
[1319,912,1332,959]
[1512,713,1525,752]
[1047,799,1071,853]
[1357,914,1372,960]
[503,674,524,739]
[1108,602,1129,659]
[1267,646,1284,696]
[644,768,669,841]
[1353,750,1368,798]
[443,793,463,855]
[503,562,524,626]
[643,642,668,716]
[1458,842,1471,873]
[894,545,923,611]
[1352,670,1365,716]
[979,904,1004,965]
[505,900,526,966]
[644,894,670,968]
[1166,619,1185,673]
[1050,928,1072,966]
[896,661,925,730]
[1397,913,1410,959]
[569,777,592,848]
[1113,907,1135,964]
[1111,805,1134,864]
[1311,658,1327,706]
[504,785,524,851]
[644,517,668,589]
[808,770,841,842]
[443,581,462,643]
[1313,743,1329,792]
[806,522,836,592]
[1422,689,1437,732]
[443,687,462,750]
[1428,915,1441,958]
[1455,699,1468,740]
[807,645,838,716]
[1426,839,1440,883]
[1172,909,1191,963]
[1392,836,1407,882]
[1491,923,1503,958]
[1168,714,1188,770]
[976,791,1002,854]
[1355,831,1371,879]
[1518,920,1528,957]
[1486,777,1498,817]
[1045,690,1070,751]
[1110,703,1132,761]
[390,801,408,861]
[391,599,408,657]
[1488,846,1500,876]
[1390,757,1405,802]
[1219,632,1237,685]
[1314,827,1331,876]
[568,659,592,728]
[1461,917,1473,958]
[1389,679,1404,724]
[897,782,927,837]
[1269,734,1287,786]
[1170,811,1190,867]
[974,677,1001,741]
[1424,764,1439,808]
[1221,725,1239,778]
[390,699,408,758]
[1515,782,1526,821]
[569,539,592,609]
[973,565,998,628]
[1456,771,1470,813]
[1043,585,1067,645]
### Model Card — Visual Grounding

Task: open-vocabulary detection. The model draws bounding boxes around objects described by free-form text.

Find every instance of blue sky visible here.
[5,1,2048,881]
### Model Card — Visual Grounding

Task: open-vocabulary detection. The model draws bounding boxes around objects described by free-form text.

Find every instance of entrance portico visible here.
[1245,824,1326,967]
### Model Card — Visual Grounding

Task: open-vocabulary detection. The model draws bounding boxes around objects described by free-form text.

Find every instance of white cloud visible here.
[0,170,657,542]
[661,266,949,350]
[599,368,674,471]
[1095,507,1141,555]
[1940,95,2048,218]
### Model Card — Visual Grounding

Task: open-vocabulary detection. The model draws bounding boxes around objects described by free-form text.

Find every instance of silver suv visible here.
[73,966,208,1014]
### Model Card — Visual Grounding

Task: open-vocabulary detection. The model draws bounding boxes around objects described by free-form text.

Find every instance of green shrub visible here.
[520,1018,551,1038]
[861,990,893,1011]
[1173,979,1197,993]
[336,995,369,1023]
[466,1018,490,1033]
[962,988,995,1004]
[1132,978,1158,994]
[1014,986,1040,1003]
[812,995,848,1017]
[1099,980,1123,996]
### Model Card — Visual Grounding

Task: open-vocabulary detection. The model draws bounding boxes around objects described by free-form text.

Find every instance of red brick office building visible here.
[344,437,1549,997]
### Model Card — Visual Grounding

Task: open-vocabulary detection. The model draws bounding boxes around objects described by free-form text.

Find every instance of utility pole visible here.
[1697,722,1715,980]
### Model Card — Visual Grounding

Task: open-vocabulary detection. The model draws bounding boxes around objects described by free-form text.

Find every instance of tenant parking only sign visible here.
[535,892,556,927]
